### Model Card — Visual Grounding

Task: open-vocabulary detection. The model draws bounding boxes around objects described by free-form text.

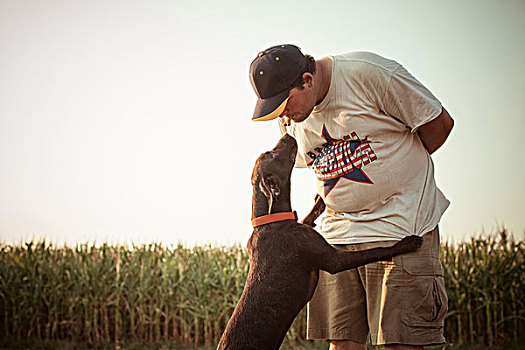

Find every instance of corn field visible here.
[1,229,523,348]
[441,230,525,347]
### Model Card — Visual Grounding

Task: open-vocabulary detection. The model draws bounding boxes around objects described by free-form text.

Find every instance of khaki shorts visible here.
[307,227,447,346]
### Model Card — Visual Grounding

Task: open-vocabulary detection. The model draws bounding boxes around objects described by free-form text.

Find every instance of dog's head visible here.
[251,134,298,205]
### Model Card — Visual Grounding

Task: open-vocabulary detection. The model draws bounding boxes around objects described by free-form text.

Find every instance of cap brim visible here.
[252,89,289,121]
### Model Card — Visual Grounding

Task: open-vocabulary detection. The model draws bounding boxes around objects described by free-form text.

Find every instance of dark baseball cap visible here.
[249,44,306,121]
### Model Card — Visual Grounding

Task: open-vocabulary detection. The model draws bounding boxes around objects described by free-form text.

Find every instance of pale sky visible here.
[1,0,524,247]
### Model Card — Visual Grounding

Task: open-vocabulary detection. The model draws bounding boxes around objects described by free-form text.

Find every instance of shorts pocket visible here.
[401,256,448,328]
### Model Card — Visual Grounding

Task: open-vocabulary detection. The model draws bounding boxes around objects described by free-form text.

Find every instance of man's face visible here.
[279,84,317,126]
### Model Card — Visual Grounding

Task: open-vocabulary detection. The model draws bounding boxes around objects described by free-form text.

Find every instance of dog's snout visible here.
[273,133,297,152]
[281,133,296,145]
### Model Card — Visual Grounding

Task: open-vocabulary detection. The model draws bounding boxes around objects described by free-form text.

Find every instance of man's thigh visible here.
[307,263,368,343]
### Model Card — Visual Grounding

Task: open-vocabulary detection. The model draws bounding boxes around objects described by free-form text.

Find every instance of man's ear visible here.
[259,174,281,200]
[302,72,314,88]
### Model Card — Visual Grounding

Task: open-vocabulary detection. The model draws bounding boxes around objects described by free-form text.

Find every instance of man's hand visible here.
[417,107,454,154]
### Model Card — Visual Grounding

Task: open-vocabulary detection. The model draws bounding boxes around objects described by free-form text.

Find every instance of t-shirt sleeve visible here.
[381,65,442,132]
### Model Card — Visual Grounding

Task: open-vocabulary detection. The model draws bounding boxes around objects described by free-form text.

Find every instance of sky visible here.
[1,0,524,247]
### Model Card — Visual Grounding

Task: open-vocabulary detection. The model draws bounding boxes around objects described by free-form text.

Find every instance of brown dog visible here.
[217,133,422,349]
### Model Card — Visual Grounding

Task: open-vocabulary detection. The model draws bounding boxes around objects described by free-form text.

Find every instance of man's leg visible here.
[307,244,369,344]
[310,228,446,347]
[384,345,423,350]
[363,227,447,347]
[330,340,367,350]
[330,341,423,350]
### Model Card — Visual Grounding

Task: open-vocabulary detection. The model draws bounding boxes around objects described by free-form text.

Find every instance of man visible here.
[249,44,453,349]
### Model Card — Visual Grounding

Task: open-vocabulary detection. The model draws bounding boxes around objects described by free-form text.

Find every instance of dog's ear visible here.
[260,174,281,200]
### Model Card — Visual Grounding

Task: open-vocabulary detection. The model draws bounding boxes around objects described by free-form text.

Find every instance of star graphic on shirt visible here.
[312,125,374,197]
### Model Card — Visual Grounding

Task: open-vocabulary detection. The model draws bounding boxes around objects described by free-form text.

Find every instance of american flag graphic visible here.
[309,125,377,196]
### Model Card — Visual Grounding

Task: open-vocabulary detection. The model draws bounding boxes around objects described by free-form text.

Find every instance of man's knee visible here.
[330,341,426,350]
[384,345,424,350]
[329,340,366,350]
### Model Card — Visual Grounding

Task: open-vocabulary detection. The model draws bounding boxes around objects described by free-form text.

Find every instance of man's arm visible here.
[417,107,454,154]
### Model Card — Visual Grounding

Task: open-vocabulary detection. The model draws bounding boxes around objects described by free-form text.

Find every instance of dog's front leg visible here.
[301,195,325,227]
[316,235,423,274]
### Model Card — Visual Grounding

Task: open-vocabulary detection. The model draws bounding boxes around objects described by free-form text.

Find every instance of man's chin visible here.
[292,115,310,123]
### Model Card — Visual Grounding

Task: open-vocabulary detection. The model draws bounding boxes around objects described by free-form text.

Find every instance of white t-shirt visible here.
[282,52,450,244]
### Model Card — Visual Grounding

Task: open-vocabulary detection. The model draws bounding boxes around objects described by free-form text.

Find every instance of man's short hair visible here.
[290,54,316,90]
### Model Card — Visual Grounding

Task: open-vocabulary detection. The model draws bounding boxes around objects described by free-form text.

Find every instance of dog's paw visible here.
[393,235,423,254]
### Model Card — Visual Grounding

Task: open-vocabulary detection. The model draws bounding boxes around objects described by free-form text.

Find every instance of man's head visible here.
[250,44,317,124]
